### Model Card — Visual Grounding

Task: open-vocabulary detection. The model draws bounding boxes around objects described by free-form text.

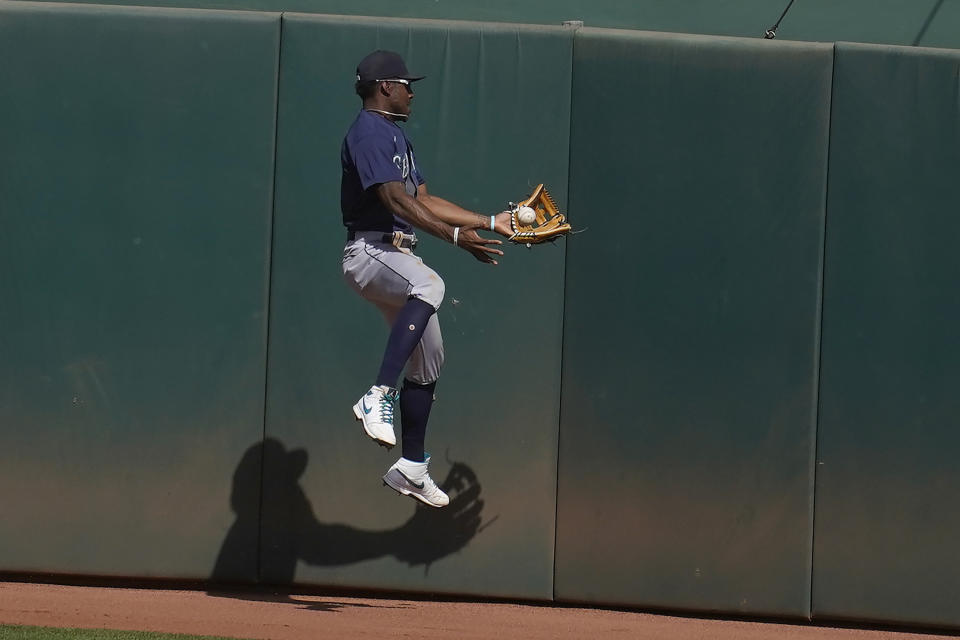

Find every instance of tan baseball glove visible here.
[508,183,571,245]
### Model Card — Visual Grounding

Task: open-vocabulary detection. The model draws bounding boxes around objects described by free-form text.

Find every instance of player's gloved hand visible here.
[458,228,503,265]
[507,183,571,245]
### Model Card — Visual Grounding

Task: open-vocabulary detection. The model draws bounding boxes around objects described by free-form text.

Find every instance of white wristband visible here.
[490,215,495,231]
[453,226,460,246]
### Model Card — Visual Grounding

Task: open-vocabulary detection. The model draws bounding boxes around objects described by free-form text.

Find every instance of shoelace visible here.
[420,473,443,497]
[379,388,399,424]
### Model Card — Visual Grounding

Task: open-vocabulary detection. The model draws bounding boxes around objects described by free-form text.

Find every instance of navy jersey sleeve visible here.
[350,133,403,191]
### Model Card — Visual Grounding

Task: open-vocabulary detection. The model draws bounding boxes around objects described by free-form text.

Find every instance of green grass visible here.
[0,626,239,640]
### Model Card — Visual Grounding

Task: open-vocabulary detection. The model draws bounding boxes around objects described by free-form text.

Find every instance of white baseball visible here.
[517,206,537,226]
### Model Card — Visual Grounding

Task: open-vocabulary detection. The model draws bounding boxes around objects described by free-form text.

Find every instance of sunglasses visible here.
[377,78,413,92]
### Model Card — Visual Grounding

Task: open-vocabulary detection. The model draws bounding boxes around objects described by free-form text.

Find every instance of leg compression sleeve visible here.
[399,378,436,463]
[375,297,436,390]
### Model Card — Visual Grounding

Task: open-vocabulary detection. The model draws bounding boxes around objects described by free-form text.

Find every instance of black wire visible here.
[764,0,797,39]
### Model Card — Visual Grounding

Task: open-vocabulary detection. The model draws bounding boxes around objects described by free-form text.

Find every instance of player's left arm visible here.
[417,184,513,238]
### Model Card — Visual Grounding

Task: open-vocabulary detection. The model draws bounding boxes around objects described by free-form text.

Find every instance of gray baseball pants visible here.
[341,236,445,385]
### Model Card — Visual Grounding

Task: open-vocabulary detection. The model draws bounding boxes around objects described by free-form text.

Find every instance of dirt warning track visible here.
[0,581,950,640]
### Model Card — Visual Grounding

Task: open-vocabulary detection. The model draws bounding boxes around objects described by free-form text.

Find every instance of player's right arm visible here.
[375,181,503,264]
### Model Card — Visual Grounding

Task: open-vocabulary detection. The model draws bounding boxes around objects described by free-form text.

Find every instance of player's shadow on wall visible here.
[210,438,485,585]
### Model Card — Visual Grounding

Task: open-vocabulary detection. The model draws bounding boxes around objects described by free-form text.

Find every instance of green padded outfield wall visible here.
[0,2,279,581]
[9,0,960,50]
[555,30,832,616]
[258,14,571,598]
[813,42,960,629]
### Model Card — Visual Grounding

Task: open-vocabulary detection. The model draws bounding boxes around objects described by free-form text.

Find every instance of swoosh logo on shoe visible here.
[398,471,424,489]
[361,398,373,415]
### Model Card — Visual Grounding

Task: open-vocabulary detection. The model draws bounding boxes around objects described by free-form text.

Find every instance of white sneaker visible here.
[352,385,398,448]
[383,456,449,508]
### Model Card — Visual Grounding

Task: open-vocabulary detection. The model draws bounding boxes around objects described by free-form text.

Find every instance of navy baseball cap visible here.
[356,50,425,84]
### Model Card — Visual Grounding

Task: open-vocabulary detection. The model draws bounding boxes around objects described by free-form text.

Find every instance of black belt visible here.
[347,230,418,250]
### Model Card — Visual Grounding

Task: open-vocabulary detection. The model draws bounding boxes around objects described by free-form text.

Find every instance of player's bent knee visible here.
[407,345,444,384]
[411,277,444,310]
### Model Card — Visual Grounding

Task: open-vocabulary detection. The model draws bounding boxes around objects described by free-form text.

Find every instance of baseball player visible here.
[341,50,514,508]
